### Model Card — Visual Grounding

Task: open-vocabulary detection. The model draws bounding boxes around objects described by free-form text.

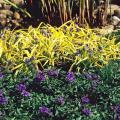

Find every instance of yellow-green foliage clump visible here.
[0,21,120,74]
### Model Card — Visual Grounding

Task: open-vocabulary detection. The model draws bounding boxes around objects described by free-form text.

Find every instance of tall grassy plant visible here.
[25,0,110,26]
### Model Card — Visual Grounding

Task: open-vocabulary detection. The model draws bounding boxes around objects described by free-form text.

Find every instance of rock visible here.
[107,4,120,16]
[0,10,13,16]
[94,25,114,35]
[6,18,10,23]
[99,0,104,4]
[0,19,6,26]
[0,4,2,9]
[3,4,11,10]
[0,14,6,18]
[14,12,20,19]
[114,19,120,29]
[112,16,120,26]
[11,0,24,6]
[115,25,120,29]
[12,19,20,26]
[114,9,120,18]
[0,0,4,4]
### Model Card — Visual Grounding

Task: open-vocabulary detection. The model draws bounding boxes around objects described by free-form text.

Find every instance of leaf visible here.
[11,63,23,71]
[0,44,3,58]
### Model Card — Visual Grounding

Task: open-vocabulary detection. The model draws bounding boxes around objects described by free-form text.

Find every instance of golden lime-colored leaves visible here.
[0,40,3,58]
[0,21,120,74]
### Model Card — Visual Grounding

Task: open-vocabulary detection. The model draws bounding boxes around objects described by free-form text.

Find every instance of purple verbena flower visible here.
[21,90,30,97]
[76,28,80,32]
[34,71,46,82]
[117,114,120,120]
[0,90,7,105]
[84,73,100,81]
[111,105,120,120]
[55,96,64,105]
[84,73,101,91]
[16,83,26,92]
[0,73,3,79]
[47,69,59,77]
[0,90,3,97]
[66,72,75,83]
[0,96,7,105]
[84,73,93,80]
[115,105,120,114]
[39,106,52,116]
[70,28,73,32]
[63,26,67,31]
[81,96,90,104]
[92,74,100,80]
[82,108,92,116]
[25,57,34,63]
[91,79,101,92]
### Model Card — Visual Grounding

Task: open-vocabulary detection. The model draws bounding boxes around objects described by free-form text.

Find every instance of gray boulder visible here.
[0,0,4,4]
[107,4,120,16]
[0,10,13,15]
[111,16,120,26]
[114,9,120,18]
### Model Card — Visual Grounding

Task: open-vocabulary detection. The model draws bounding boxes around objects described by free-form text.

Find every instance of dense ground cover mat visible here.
[0,60,120,120]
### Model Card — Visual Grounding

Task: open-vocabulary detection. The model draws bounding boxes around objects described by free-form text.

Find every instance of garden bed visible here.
[0,21,120,120]
[0,0,120,120]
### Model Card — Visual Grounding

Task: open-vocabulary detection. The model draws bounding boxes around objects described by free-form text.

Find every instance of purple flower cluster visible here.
[63,26,67,31]
[39,106,52,117]
[0,90,3,96]
[76,27,80,32]
[34,71,46,83]
[21,90,30,97]
[25,57,34,63]
[55,96,64,105]
[81,96,90,104]
[47,69,59,77]
[16,83,30,97]
[70,28,73,32]
[111,105,120,119]
[115,105,120,114]
[0,73,3,79]
[0,90,7,105]
[16,83,26,92]
[84,73,101,91]
[66,72,75,83]
[112,105,120,114]
[84,73,100,81]
[82,108,92,116]
[91,80,101,91]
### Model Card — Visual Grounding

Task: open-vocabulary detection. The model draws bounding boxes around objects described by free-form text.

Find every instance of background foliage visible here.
[3,0,110,26]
